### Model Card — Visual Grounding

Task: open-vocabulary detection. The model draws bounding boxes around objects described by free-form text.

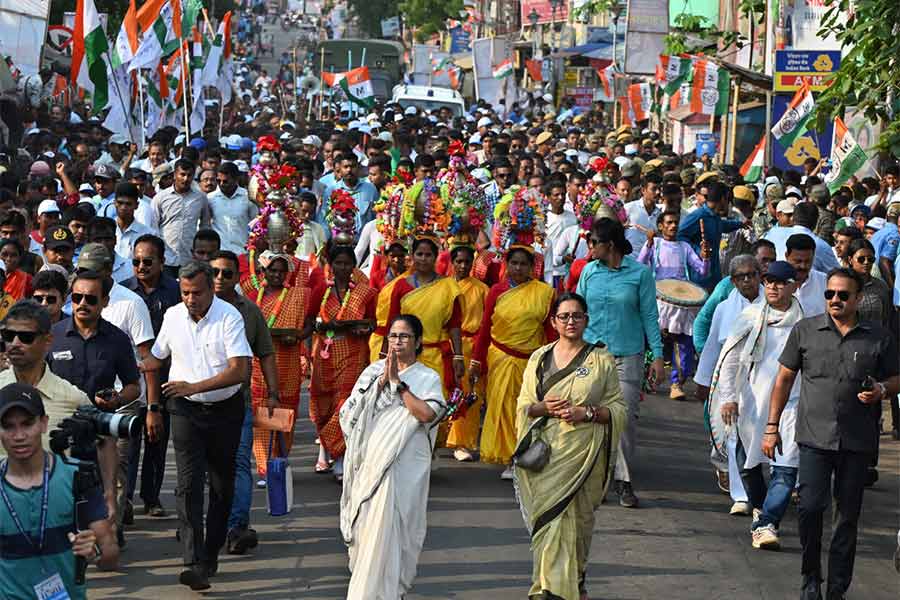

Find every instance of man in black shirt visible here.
[765,268,899,600]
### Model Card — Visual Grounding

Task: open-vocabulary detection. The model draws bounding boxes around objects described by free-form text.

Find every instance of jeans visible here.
[735,439,798,528]
[797,444,871,596]
[613,353,643,483]
[227,404,254,531]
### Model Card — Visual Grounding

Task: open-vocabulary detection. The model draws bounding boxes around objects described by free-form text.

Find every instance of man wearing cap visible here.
[42,225,76,274]
[0,381,119,598]
[208,163,258,255]
[763,197,796,248]
[870,204,899,287]
[716,261,803,551]
[152,159,211,277]
[32,199,61,252]
[754,182,785,238]
[97,134,135,175]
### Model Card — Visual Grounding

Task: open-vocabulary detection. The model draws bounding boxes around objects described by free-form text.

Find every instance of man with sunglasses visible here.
[29,270,67,324]
[765,268,899,600]
[208,162,257,254]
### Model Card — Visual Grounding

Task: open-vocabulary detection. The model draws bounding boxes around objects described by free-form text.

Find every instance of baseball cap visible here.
[762,261,797,283]
[696,171,718,185]
[0,383,45,421]
[624,143,638,156]
[477,116,492,128]
[37,199,61,215]
[44,225,75,250]
[301,135,322,148]
[776,199,797,214]
[77,243,113,271]
[222,134,243,151]
[78,183,96,196]
[29,161,52,177]
[468,133,482,145]
[377,131,393,143]
[619,160,640,179]
[886,203,900,218]
[732,185,755,203]
[404,106,417,116]
[93,163,119,180]
[541,93,553,104]
[108,133,130,146]
[279,132,292,141]
[189,138,208,151]
[280,120,296,130]
[849,204,871,218]
[865,217,885,231]
[535,131,553,146]
[765,183,786,202]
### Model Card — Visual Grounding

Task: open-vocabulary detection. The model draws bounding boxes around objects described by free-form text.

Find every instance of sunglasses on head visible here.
[0,329,39,344]
[824,290,851,301]
[71,292,100,306]
[132,257,155,267]
[212,267,235,279]
[32,294,58,305]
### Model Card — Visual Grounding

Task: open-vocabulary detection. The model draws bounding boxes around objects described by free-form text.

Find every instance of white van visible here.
[391,84,466,117]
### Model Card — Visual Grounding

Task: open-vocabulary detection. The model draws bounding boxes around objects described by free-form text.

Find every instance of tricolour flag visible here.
[824,116,868,194]
[739,135,766,183]
[447,65,461,89]
[200,11,233,104]
[130,0,179,72]
[657,54,691,96]
[627,82,651,122]
[431,56,452,74]
[71,0,110,111]
[112,0,139,68]
[596,64,615,100]
[323,66,375,109]
[771,79,815,148]
[492,58,513,79]
[689,58,730,116]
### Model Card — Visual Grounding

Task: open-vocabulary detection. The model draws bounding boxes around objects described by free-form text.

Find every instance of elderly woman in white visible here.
[339,314,446,599]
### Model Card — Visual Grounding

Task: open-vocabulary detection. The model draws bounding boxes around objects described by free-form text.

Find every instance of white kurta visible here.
[694,287,764,386]
[795,269,827,317]
[340,361,446,600]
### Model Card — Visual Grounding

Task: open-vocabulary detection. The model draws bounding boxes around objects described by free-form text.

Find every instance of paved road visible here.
[89,389,898,599]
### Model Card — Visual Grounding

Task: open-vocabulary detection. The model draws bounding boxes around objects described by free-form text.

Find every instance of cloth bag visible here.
[266,432,293,516]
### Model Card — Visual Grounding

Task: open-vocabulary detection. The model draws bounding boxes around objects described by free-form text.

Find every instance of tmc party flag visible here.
[824,116,868,194]
[129,0,179,72]
[71,0,111,111]
[627,82,651,122]
[431,56,452,74]
[201,11,233,105]
[657,54,691,96]
[597,64,615,100]
[771,79,815,148]
[739,135,766,183]
[689,58,729,116]
[492,58,513,79]
[112,0,139,68]
[325,66,376,109]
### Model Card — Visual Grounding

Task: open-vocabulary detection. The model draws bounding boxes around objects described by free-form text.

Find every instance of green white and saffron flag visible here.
[657,54,691,96]
[739,134,766,183]
[492,58,513,79]
[771,79,815,148]
[130,0,179,72]
[71,0,110,111]
[200,11,233,104]
[824,116,868,194]
[340,66,376,109]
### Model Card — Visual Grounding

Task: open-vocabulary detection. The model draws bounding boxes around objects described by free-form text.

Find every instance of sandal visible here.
[315,460,333,474]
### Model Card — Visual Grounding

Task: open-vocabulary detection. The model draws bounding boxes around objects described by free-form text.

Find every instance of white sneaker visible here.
[751,523,780,550]
[453,448,474,462]
[500,466,514,480]
[730,501,752,516]
[256,479,267,489]
[752,507,762,523]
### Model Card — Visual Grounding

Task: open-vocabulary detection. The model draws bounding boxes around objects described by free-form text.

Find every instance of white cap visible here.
[564,149,579,158]
[393,114,404,122]
[281,120,296,130]
[279,132,292,141]
[37,199,61,215]
[624,143,638,155]
[542,93,554,103]
[77,183,95,195]
[348,120,361,130]
[866,217,886,230]
[365,113,379,122]
[108,133,129,145]
[369,121,382,129]
[477,116,492,128]
[377,131,393,143]
[470,168,491,183]
[233,159,250,173]
[301,135,322,148]
[468,133,482,145]
[464,114,475,122]
[174,133,186,146]
[427,115,438,123]
[25,127,41,136]
[404,106,417,115]
[613,156,630,168]
[358,125,372,134]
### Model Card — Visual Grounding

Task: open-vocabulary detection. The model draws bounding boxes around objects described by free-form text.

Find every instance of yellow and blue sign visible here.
[774,50,841,92]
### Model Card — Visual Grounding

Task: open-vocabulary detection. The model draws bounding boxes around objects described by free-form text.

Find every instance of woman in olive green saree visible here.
[514,293,626,600]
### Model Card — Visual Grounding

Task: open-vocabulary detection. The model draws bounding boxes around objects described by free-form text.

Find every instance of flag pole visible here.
[318,45,325,121]
[105,53,136,145]
[182,43,191,138]
[137,70,146,150]
[727,77,739,164]
[218,91,224,140]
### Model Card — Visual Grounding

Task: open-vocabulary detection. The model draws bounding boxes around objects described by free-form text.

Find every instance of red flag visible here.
[525,59,543,82]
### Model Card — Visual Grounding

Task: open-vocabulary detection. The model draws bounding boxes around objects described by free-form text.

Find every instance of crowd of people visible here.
[0,13,899,600]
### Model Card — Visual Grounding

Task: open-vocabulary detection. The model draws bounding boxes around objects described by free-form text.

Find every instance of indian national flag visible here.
[739,135,766,183]
[771,79,815,148]
[71,0,111,111]
[596,64,615,100]
[130,0,179,72]
[432,56,452,74]
[492,58,513,79]
[324,66,375,109]
[824,116,868,194]
[657,54,691,96]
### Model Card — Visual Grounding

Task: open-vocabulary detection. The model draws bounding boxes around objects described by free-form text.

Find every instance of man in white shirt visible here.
[112,183,154,259]
[543,180,577,287]
[563,170,588,213]
[624,174,663,258]
[152,159,211,276]
[785,233,827,317]
[124,169,160,233]
[207,163,258,254]
[142,261,251,591]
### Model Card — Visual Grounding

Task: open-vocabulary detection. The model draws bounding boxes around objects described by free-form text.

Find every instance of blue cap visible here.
[240,137,254,151]
[189,138,207,151]
[762,260,796,282]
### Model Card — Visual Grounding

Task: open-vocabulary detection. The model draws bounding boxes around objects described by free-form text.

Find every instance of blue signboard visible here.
[774,50,841,92]
[695,133,718,158]
[771,94,833,173]
[450,27,471,53]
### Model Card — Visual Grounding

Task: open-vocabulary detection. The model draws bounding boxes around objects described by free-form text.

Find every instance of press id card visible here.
[33,573,71,600]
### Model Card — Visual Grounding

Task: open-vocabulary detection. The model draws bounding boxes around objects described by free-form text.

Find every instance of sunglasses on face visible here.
[132,258,155,267]
[212,267,235,279]
[824,290,851,301]
[855,255,875,264]
[32,294,58,305]
[0,329,39,344]
[71,292,100,306]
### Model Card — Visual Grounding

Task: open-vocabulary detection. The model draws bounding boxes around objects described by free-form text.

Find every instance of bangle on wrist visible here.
[766,421,779,426]
[452,355,465,362]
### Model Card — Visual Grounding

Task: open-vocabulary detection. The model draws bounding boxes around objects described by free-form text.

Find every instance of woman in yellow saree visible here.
[471,247,555,477]
[444,245,489,461]
[514,293,626,600]
[368,242,409,363]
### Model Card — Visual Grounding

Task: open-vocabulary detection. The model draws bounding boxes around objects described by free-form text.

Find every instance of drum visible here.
[656,279,708,308]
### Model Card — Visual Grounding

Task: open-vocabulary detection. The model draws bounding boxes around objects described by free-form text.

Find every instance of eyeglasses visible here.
[824,290,851,301]
[71,292,100,306]
[495,172,513,179]
[763,279,788,289]
[555,312,586,323]
[0,329,39,344]
[132,258,155,267]
[387,332,414,341]
[855,255,875,264]
[32,294,58,305]
[732,272,759,282]
[212,267,235,279]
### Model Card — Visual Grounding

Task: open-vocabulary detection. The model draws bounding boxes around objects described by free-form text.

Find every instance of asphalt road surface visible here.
[89,389,899,599]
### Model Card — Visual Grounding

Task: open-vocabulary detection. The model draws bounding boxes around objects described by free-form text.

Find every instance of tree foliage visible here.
[347,0,399,38]
[815,0,900,155]
[399,0,464,42]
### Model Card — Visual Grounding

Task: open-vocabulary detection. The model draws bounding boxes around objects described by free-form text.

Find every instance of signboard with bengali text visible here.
[774,49,840,92]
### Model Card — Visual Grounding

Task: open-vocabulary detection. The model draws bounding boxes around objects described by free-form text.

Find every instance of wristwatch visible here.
[147,404,161,414]
[584,406,595,423]
[876,382,887,398]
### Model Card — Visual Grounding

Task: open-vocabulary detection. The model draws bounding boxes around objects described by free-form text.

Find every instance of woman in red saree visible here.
[241,251,322,481]
[0,239,32,300]
[309,244,377,480]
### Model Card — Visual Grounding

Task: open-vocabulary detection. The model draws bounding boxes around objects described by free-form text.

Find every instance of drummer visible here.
[637,210,711,400]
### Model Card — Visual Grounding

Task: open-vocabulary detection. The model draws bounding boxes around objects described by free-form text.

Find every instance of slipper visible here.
[315,460,333,474]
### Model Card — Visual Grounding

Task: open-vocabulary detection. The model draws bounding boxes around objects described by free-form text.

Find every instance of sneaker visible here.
[122,500,134,525]
[669,382,686,400]
[500,466,514,480]
[179,566,210,591]
[256,479,267,489]
[752,508,762,523]
[715,469,730,494]
[751,523,780,550]
[730,501,752,516]
[226,527,259,555]
[618,481,639,508]
[453,448,474,462]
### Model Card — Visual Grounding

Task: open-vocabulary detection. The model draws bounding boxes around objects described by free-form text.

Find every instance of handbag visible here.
[512,342,597,472]
[265,432,293,516]
[253,407,295,432]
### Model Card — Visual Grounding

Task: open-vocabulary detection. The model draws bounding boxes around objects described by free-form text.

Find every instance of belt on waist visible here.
[490,338,537,360]
[178,390,243,411]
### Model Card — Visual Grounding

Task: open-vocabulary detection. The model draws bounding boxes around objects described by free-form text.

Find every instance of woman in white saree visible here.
[339,314,447,600]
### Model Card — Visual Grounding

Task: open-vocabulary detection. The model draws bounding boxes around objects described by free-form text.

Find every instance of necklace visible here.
[257,286,289,328]
[318,281,354,359]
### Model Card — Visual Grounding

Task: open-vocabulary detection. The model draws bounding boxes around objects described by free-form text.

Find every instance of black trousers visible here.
[797,444,872,595]
[138,406,171,505]
[170,392,243,567]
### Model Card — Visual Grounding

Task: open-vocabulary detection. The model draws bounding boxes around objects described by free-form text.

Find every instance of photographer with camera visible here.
[141,261,251,590]
[0,382,118,599]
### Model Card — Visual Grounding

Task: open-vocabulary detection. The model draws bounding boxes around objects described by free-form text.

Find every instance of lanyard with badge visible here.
[0,453,71,600]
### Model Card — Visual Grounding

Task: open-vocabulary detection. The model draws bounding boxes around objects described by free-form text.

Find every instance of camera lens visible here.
[96,411,142,439]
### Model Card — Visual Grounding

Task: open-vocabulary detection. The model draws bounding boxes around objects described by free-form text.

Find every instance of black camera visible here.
[49,404,142,456]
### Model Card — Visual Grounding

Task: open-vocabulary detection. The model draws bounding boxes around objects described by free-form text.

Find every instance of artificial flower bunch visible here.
[437,166,487,236]
[246,166,305,251]
[373,182,407,249]
[325,189,358,244]
[492,185,545,250]
[402,178,450,239]
[574,180,627,234]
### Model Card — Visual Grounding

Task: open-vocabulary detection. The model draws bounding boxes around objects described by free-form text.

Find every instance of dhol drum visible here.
[655,279,708,336]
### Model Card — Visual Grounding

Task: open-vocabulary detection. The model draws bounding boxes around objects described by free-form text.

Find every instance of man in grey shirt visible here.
[152,158,211,277]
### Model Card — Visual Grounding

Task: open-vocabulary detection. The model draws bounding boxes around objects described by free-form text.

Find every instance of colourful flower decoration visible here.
[257,135,281,153]
[492,185,545,251]
[325,188,358,243]
[573,181,627,235]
